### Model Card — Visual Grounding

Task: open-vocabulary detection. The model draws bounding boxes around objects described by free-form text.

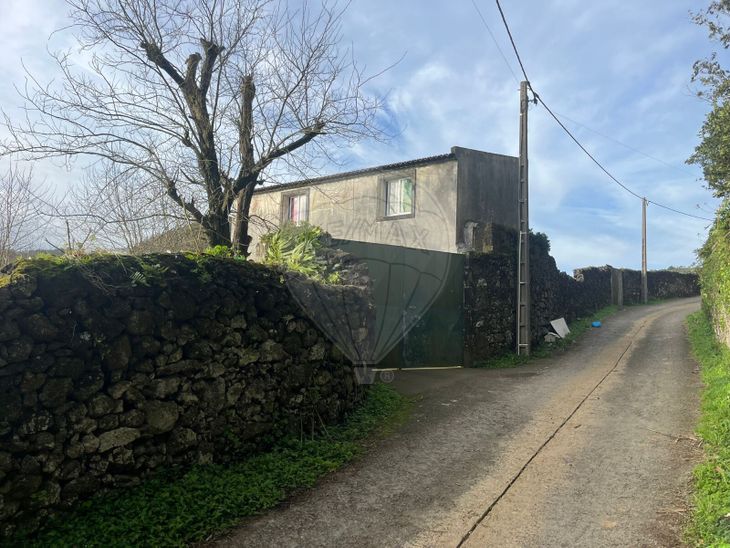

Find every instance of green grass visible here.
[8,383,410,548]
[687,311,730,546]
[475,304,619,369]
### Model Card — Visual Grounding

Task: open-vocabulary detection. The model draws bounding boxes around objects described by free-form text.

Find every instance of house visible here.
[249,146,519,369]
[249,146,518,258]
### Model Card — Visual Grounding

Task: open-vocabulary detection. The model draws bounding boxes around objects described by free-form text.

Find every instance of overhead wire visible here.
[488,0,714,223]
[470,0,520,85]
[553,111,698,177]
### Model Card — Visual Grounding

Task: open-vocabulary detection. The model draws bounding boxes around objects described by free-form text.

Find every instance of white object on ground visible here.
[550,318,571,339]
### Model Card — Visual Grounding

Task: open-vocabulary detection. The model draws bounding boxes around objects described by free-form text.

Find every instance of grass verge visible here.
[475,304,619,369]
[9,383,410,548]
[687,310,730,546]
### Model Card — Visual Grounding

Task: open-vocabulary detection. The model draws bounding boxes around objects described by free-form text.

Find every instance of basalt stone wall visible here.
[464,237,612,363]
[622,269,699,304]
[0,255,368,536]
[464,225,699,363]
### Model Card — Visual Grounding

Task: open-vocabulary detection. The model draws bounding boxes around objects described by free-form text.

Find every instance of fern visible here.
[261,223,330,281]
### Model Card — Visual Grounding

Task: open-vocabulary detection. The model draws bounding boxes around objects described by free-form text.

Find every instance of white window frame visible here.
[383,176,415,219]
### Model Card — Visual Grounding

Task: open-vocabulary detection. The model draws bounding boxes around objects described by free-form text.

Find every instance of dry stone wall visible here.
[465,225,699,363]
[0,255,368,535]
[621,268,700,304]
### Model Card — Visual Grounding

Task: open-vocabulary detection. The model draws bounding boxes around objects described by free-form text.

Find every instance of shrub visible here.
[261,223,337,282]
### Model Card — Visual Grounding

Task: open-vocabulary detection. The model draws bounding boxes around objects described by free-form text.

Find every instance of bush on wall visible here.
[698,204,730,345]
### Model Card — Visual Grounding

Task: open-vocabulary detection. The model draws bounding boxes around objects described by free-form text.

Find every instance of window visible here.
[385,177,414,217]
[285,192,309,224]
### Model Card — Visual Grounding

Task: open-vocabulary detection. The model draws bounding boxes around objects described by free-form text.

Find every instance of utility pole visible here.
[641,197,648,304]
[516,81,531,356]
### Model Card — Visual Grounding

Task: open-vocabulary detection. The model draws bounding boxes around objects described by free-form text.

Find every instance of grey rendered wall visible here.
[249,160,459,257]
[454,147,519,249]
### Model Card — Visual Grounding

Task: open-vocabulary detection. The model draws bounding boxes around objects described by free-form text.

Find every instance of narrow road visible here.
[217,298,703,547]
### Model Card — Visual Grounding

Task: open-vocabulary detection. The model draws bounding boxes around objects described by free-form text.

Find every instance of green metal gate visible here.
[333,240,464,368]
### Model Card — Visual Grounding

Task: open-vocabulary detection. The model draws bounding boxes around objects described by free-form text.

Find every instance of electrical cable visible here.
[470,0,520,84]
[489,0,714,222]
[553,111,698,176]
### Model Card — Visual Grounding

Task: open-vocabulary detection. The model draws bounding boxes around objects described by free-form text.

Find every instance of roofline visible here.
[450,145,518,161]
[253,152,456,194]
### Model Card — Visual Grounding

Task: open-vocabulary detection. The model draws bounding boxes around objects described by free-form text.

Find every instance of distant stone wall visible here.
[464,225,699,363]
[0,255,368,536]
[622,268,700,304]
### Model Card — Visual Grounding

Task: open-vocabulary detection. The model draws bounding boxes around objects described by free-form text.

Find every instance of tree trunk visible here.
[230,192,245,253]
[203,211,231,247]
[232,184,256,256]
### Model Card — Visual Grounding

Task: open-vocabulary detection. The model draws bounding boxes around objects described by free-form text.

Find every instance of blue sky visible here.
[0,0,722,272]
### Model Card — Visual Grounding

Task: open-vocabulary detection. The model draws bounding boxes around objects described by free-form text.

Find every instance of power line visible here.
[553,111,698,177]
[494,0,530,83]
[474,0,701,185]
[544,102,712,220]
[537,98,643,200]
[542,97,712,220]
[489,0,713,223]
[494,0,699,185]
[648,200,710,219]
[470,0,520,84]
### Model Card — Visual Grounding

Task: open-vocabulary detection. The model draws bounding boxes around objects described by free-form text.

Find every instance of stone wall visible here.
[0,255,368,535]
[625,269,700,303]
[464,225,699,363]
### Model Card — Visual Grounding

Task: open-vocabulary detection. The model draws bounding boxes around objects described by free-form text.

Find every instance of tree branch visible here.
[140,41,185,88]
[254,121,325,174]
[199,39,223,97]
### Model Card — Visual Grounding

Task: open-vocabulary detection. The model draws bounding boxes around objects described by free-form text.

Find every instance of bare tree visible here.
[2,0,385,254]
[57,164,207,252]
[0,164,44,267]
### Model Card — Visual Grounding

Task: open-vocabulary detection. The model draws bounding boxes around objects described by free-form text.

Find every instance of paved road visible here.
[216,298,703,547]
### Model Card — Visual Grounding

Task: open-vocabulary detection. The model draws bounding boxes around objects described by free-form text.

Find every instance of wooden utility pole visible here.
[516,81,531,356]
[641,197,648,304]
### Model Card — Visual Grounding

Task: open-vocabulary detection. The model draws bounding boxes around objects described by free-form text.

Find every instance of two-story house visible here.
[249,146,519,369]
[249,146,518,257]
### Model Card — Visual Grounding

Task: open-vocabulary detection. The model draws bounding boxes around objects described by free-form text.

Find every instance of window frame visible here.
[378,170,416,220]
[280,188,310,225]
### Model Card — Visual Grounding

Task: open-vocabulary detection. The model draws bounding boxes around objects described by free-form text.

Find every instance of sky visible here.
[0,0,723,272]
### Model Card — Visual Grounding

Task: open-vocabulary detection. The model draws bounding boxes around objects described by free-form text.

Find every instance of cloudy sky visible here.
[0,0,723,272]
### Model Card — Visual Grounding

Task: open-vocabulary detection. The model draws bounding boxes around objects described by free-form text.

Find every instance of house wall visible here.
[249,160,459,257]
[454,147,519,250]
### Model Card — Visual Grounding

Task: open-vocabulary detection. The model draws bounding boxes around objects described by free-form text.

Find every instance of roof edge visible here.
[253,152,456,194]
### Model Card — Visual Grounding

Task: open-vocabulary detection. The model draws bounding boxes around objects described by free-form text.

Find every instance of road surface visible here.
[216,298,703,547]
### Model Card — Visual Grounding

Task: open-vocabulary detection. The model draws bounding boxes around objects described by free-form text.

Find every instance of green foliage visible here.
[325,271,341,285]
[689,2,730,198]
[262,223,335,282]
[204,245,246,260]
[0,250,256,291]
[530,231,551,255]
[698,209,730,329]
[129,261,169,287]
[10,384,410,547]
[688,102,730,199]
[474,304,619,368]
[205,244,234,257]
[686,311,730,546]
